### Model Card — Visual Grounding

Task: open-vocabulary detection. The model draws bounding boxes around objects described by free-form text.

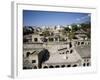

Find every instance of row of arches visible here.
[83,63,90,67]
[25,62,90,69]
[59,49,73,55]
[32,63,90,69]
[42,64,78,69]
[33,37,66,43]
[75,41,90,46]
[24,64,73,69]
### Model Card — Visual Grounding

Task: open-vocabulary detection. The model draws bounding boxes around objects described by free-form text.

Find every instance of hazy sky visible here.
[23,10,91,27]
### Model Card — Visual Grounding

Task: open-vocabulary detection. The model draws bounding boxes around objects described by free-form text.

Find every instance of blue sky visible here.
[23,10,91,27]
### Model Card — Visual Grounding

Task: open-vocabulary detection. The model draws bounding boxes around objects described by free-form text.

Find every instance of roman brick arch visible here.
[67,64,71,67]
[83,63,86,66]
[78,42,80,45]
[81,42,84,45]
[49,65,54,68]
[55,65,60,68]
[87,63,90,66]
[43,66,48,68]
[33,66,37,69]
[72,64,77,67]
[61,65,65,68]
[34,38,38,42]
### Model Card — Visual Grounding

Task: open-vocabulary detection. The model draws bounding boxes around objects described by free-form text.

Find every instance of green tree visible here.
[71,24,79,32]
[68,32,75,41]
[80,22,91,39]
[62,27,71,36]
[42,30,50,37]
